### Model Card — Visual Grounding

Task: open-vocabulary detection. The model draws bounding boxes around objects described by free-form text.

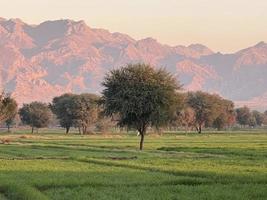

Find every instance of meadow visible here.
[0,130,266,200]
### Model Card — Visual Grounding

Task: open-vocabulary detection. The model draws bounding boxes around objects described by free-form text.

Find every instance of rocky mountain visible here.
[0,18,266,110]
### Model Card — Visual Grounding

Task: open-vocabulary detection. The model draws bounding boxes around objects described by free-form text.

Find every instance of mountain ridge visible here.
[0,18,266,110]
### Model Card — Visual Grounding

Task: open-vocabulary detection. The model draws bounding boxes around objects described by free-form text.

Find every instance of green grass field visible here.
[0,131,266,200]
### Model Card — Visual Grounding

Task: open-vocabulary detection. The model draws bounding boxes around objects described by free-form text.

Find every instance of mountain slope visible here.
[0,18,266,110]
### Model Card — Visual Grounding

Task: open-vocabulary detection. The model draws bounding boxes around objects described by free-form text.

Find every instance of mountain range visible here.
[0,18,267,110]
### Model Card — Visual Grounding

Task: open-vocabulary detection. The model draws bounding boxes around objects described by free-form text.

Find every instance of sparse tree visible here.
[187,91,216,133]
[236,106,251,127]
[248,115,257,127]
[252,110,264,126]
[19,102,52,133]
[95,116,115,133]
[212,99,235,130]
[0,92,17,123]
[187,92,235,133]
[170,94,196,132]
[101,63,181,150]
[4,97,18,132]
[71,94,100,135]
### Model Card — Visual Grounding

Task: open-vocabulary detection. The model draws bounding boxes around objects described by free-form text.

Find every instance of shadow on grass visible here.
[75,158,267,185]
[157,147,267,159]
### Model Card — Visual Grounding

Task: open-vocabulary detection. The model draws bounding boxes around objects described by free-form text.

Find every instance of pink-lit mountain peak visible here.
[0,18,267,110]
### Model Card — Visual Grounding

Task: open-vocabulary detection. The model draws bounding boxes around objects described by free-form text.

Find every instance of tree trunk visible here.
[31,126,34,134]
[82,126,87,135]
[198,125,202,134]
[78,127,81,134]
[139,132,145,150]
[66,126,70,134]
[7,125,10,133]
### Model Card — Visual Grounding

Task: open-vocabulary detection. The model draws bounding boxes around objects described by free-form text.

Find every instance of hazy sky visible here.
[0,0,266,53]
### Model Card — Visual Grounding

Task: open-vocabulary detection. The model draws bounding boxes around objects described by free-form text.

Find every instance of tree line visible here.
[1,63,267,150]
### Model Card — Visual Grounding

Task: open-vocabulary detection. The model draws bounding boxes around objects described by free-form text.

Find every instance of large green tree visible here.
[19,102,52,133]
[51,93,75,134]
[101,63,181,150]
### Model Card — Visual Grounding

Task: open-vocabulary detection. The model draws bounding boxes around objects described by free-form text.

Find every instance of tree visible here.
[177,107,196,132]
[187,91,216,133]
[95,116,115,133]
[71,94,100,135]
[170,94,196,131]
[3,97,18,132]
[236,106,251,127]
[101,63,181,150]
[252,110,264,126]
[187,92,235,133]
[51,93,75,134]
[212,99,235,130]
[248,115,257,127]
[19,102,52,133]
[0,92,17,123]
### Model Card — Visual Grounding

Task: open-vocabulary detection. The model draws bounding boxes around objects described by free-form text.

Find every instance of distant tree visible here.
[51,93,75,134]
[19,102,52,133]
[3,97,18,132]
[263,111,267,125]
[71,94,100,135]
[101,63,181,150]
[187,92,235,132]
[252,110,264,126]
[95,116,115,133]
[236,106,251,127]
[212,114,226,130]
[178,107,196,131]
[0,92,17,123]
[212,99,235,130]
[187,91,216,133]
[170,94,196,131]
[248,115,257,127]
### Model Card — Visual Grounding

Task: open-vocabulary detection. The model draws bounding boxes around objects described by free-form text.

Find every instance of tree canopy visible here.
[236,106,251,127]
[51,93,75,134]
[0,92,18,123]
[70,93,100,134]
[4,97,18,132]
[101,63,182,150]
[19,102,52,133]
[187,91,235,133]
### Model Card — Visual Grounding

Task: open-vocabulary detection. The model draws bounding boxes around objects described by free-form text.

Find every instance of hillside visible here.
[0,18,267,110]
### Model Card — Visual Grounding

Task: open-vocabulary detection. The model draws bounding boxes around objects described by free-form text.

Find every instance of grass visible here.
[0,131,266,199]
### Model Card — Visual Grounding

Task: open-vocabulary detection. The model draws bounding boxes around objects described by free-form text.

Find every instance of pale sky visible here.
[0,0,267,53]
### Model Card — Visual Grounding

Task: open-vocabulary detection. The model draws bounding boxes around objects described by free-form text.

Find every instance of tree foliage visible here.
[187,91,235,133]
[236,106,251,126]
[101,63,182,150]
[51,93,75,134]
[0,92,18,123]
[70,93,100,134]
[19,102,52,133]
[3,97,18,132]
[252,110,264,126]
